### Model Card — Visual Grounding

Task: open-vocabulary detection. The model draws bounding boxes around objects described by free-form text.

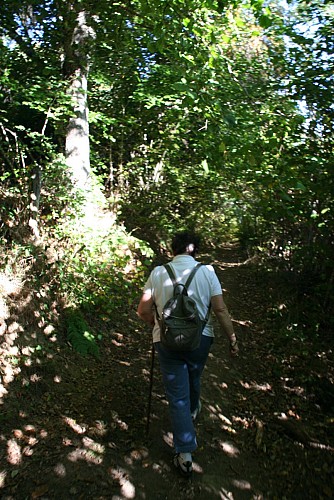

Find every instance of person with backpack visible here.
[137,231,239,478]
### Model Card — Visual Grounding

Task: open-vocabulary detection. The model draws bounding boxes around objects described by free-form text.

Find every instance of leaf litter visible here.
[0,245,333,499]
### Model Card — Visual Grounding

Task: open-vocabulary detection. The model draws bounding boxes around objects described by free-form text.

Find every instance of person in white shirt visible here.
[137,231,238,478]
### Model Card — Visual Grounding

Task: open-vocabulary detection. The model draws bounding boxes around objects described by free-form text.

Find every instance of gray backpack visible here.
[158,263,210,351]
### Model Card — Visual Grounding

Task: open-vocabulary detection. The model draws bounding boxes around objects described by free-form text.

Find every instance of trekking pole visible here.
[146,343,155,436]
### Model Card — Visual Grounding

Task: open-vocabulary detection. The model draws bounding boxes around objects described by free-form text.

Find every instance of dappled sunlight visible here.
[111,331,124,347]
[0,280,59,404]
[218,441,240,458]
[218,413,234,427]
[0,220,156,496]
[124,447,149,466]
[151,461,167,475]
[207,404,236,434]
[6,425,48,466]
[141,367,150,382]
[162,430,174,449]
[240,380,273,392]
[6,439,21,465]
[232,415,252,429]
[192,461,204,474]
[0,0,333,490]
[0,328,140,495]
[54,462,66,478]
[110,411,129,431]
[210,375,230,393]
[63,416,87,434]
[67,443,104,465]
[88,420,109,438]
[62,415,125,465]
[219,486,235,499]
[281,379,305,397]
[108,467,136,499]
[0,471,6,488]
[0,384,8,399]
[231,478,252,490]
[0,238,332,499]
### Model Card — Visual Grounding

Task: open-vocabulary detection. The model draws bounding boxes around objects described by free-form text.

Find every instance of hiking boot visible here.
[191,400,202,421]
[173,452,192,478]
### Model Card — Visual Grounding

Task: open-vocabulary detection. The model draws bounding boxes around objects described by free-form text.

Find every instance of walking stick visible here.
[146,343,155,436]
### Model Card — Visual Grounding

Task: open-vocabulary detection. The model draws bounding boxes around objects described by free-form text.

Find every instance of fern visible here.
[65,310,100,358]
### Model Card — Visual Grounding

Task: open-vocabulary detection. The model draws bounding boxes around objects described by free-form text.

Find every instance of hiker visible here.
[137,231,239,477]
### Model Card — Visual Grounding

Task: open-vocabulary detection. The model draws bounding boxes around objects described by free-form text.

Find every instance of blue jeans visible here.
[155,335,213,453]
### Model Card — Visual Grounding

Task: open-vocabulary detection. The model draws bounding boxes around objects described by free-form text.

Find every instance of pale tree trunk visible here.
[65,68,90,191]
[63,9,105,214]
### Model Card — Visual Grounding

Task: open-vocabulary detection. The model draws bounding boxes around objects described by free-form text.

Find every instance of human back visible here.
[143,231,223,343]
[150,256,218,340]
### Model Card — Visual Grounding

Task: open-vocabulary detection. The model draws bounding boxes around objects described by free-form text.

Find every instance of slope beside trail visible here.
[0,244,333,499]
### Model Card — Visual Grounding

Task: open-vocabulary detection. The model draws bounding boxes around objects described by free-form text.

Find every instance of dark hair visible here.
[171,231,201,257]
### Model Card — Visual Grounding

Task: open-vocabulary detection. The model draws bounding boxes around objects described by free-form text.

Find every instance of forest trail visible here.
[0,245,333,499]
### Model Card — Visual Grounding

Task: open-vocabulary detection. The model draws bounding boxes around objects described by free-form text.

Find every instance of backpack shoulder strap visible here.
[186,263,211,324]
[184,263,202,288]
[164,262,202,292]
[164,263,177,286]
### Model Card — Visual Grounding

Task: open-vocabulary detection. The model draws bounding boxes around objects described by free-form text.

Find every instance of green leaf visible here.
[296,181,306,191]
[258,14,272,29]
[201,159,209,175]
[223,113,236,127]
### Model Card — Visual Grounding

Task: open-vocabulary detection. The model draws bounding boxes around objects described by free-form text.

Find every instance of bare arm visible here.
[211,295,239,355]
[137,291,155,327]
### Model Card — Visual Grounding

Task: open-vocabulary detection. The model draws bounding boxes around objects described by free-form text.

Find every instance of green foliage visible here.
[50,218,155,359]
[0,0,333,342]
[65,309,100,358]
[56,217,154,319]
[0,122,82,243]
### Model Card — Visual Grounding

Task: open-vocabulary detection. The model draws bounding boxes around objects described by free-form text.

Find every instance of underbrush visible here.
[258,265,332,342]
[0,211,154,384]
[240,233,334,344]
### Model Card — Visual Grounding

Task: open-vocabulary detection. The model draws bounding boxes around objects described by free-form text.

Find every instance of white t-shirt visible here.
[143,254,223,343]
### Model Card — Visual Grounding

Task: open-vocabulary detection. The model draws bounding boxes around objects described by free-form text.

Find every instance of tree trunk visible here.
[63,9,91,189]
[65,68,91,191]
[63,8,104,211]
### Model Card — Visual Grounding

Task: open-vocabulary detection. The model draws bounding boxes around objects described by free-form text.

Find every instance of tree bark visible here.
[65,69,91,191]
[63,9,92,192]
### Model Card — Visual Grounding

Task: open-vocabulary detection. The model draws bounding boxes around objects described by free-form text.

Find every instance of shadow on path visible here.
[0,245,333,499]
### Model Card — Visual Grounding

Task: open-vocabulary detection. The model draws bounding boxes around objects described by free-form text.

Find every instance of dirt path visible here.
[1,245,333,499]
